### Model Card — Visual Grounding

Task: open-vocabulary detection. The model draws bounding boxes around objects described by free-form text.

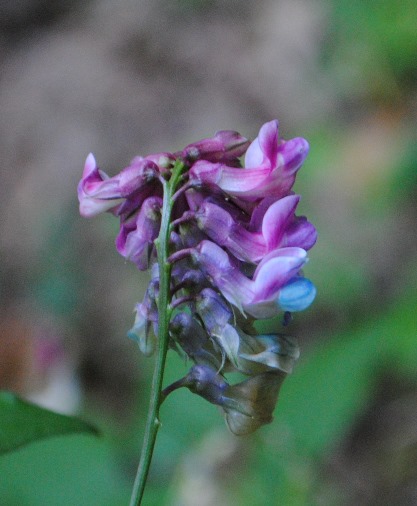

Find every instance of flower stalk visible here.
[129,160,186,506]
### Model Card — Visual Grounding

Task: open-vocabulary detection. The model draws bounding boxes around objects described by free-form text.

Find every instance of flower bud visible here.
[182,131,250,163]
[195,202,235,245]
[169,313,221,369]
[184,365,228,405]
[116,196,162,270]
[196,288,233,333]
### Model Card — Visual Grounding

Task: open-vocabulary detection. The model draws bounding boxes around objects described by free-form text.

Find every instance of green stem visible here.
[129,161,186,506]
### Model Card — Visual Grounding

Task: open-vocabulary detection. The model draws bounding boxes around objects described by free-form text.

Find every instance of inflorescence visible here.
[78,120,317,435]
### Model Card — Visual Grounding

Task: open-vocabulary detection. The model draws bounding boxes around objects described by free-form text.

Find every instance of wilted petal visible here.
[238,333,300,374]
[127,303,156,356]
[222,372,286,435]
[210,323,241,369]
[179,365,287,435]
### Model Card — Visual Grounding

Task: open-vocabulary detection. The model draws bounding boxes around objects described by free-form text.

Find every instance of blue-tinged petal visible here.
[127,304,156,356]
[277,277,316,312]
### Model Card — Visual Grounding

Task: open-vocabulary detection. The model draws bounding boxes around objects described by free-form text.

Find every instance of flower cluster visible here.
[78,120,317,435]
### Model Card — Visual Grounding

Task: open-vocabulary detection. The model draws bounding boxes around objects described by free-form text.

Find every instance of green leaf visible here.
[0,392,98,455]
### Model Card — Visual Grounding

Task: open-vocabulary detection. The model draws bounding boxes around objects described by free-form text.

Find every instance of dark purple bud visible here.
[196,288,233,333]
[117,158,160,197]
[169,313,221,369]
[179,221,208,248]
[116,196,162,270]
[184,365,228,405]
[195,202,235,245]
[173,269,207,296]
[182,130,250,163]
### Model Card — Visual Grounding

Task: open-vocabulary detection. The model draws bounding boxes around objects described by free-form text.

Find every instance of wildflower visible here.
[78,119,317,439]
[194,194,316,262]
[188,240,312,318]
[189,120,309,199]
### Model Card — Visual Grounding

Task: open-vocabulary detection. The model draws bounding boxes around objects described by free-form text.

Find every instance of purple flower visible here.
[189,120,309,200]
[194,194,316,262]
[78,154,123,217]
[79,119,317,436]
[190,240,309,317]
[78,154,161,218]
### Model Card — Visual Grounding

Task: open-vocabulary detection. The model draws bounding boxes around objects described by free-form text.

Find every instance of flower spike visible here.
[78,120,317,503]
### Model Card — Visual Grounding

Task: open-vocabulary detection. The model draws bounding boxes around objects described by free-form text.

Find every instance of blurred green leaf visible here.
[0,435,129,506]
[0,392,98,455]
[275,288,417,456]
